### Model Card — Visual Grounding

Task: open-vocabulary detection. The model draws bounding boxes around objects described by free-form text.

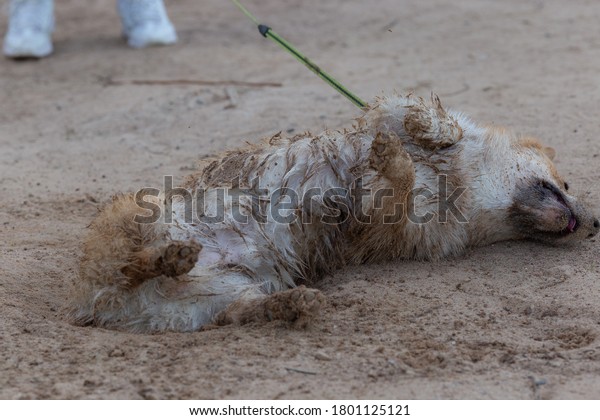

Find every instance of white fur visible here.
[71,94,598,332]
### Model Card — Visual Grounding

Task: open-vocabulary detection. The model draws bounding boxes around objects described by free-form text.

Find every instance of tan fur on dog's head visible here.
[503,135,599,244]
[447,121,598,247]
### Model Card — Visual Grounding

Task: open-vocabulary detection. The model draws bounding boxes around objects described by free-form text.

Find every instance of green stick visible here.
[231,0,366,109]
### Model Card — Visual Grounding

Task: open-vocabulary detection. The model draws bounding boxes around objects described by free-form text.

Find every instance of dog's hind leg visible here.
[120,240,201,285]
[78,193,201,290]
[212,286,325,328]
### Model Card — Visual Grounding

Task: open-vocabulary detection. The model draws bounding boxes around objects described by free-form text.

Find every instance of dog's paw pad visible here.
[266,286,325,327]
[159,241,201,277]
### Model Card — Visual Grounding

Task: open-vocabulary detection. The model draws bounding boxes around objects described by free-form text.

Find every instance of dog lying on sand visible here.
[70,94,599,332]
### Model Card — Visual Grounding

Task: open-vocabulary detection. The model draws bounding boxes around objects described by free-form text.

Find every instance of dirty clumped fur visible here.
[70,94,599,332]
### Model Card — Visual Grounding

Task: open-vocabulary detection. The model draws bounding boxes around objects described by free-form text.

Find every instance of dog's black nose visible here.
[594,219,599,229]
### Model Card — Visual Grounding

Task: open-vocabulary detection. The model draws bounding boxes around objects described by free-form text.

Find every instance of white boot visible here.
[117,0,177,48]
[3,0,54,58]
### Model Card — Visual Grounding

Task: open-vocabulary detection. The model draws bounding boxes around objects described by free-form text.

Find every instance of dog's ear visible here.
[543,146,556,161]
[519,136,555,161]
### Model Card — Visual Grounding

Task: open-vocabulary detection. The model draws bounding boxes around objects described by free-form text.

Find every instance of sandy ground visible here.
[2,0,600,399]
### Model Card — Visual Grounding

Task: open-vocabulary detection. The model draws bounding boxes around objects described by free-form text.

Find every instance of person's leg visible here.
[3,0,54,58]
[117,0,177,48]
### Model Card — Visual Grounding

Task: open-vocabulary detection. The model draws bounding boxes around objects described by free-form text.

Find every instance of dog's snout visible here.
[588,218,600,238]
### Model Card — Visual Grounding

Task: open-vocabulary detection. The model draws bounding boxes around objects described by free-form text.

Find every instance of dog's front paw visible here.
[403,95,462,149]
[369,132,415,183]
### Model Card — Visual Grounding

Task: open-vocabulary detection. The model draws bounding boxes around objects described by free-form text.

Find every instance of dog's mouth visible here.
[509,179,580,241]
[550,185,578,235]
[565,215,578,233]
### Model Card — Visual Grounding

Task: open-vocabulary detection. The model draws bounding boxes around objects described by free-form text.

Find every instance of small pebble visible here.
[314,351,332,361]
[108,348,125,357]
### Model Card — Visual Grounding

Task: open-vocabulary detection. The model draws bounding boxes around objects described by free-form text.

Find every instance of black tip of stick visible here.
[258,24,271,37]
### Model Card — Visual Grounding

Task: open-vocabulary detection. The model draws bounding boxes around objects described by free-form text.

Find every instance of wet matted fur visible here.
[70,94,599,332]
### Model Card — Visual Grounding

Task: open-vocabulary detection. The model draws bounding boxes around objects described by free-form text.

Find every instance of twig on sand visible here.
[440,83,470,97]
[224,86,240,109]
[285,367,318,375]
[101,77,282,88]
